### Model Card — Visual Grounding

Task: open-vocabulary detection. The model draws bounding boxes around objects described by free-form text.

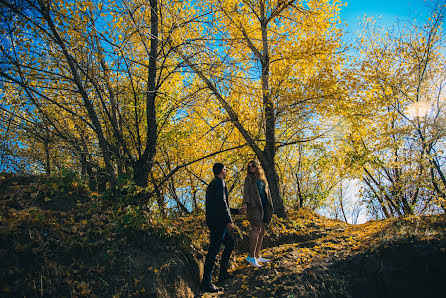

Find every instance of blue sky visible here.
[339,0,432,32]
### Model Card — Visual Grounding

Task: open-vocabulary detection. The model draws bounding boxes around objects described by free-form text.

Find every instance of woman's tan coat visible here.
[242,176,274,225]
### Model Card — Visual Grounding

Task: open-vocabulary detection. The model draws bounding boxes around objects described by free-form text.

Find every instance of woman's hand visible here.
[239,203,248,214]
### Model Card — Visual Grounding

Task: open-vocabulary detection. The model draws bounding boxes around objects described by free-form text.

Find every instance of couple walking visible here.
[200,160,274,293]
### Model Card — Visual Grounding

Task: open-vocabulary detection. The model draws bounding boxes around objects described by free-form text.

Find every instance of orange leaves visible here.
[147,266,160,274]
[66,280,92,296]
[241,220,250,228]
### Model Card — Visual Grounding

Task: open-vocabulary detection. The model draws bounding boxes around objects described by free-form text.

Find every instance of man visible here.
[200,163,243,293]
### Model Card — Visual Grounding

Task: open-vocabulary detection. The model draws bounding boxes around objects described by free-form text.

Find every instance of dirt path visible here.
[197,212,446,297]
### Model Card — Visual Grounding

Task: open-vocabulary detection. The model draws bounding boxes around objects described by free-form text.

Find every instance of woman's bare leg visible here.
[249,225,260,257]
[254,222,265,258]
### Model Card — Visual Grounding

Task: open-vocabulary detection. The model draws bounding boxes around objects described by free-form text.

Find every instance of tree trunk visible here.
[296,176,304,209]
[132,0,159,187]
[363,175,392,218]
[259,2,286,218]
[169,179,190,215]
[339,181,348,223]
[296,144,304,208]
[262,159,286,218]
[133,160,150,187]
[151,174,166,218]
[43,139,51,175]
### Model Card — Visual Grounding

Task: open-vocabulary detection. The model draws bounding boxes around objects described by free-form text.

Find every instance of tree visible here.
[335,2,446,217]
[279,142,339,210]
[0,0,194,190]
[172,0,345,217]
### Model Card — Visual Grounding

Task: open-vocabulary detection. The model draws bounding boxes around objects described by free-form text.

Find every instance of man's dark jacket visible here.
[205,177,239,228]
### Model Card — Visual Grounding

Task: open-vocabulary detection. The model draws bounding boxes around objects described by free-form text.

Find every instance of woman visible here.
[242,160,274,267]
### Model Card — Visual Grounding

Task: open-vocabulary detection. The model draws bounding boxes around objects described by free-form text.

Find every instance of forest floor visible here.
[1,173,446,297]
[200,213,446,297]
[188,208,446,298]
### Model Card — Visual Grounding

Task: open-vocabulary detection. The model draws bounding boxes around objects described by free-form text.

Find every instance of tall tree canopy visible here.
[0,0,444,220]
[172,0,345,217]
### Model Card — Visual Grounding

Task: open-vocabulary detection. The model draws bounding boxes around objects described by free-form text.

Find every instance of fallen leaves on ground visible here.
[1,174,445,297]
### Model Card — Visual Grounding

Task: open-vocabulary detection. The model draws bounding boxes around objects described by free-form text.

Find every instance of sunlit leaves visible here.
[332,7,446,217]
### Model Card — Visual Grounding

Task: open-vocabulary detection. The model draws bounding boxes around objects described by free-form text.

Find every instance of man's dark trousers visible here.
[202,224,235,284]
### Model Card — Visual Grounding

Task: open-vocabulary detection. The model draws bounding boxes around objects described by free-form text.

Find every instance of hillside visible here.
[186,210,446,298]
[1,174,445,297]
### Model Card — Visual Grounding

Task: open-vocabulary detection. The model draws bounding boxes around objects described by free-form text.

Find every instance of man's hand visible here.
[227,222,234,230]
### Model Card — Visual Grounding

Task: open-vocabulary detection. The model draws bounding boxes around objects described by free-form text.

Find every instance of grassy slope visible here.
[0,174,199,297]
[1,174,445,297]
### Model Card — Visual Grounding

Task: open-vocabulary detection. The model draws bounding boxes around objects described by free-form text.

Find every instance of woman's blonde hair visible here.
[246,160,267,183]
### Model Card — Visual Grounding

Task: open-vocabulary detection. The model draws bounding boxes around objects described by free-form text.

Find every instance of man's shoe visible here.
[245,256,262,268]
[218,272,235,282]
[199,281,222,293]
[257,257,270,263]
